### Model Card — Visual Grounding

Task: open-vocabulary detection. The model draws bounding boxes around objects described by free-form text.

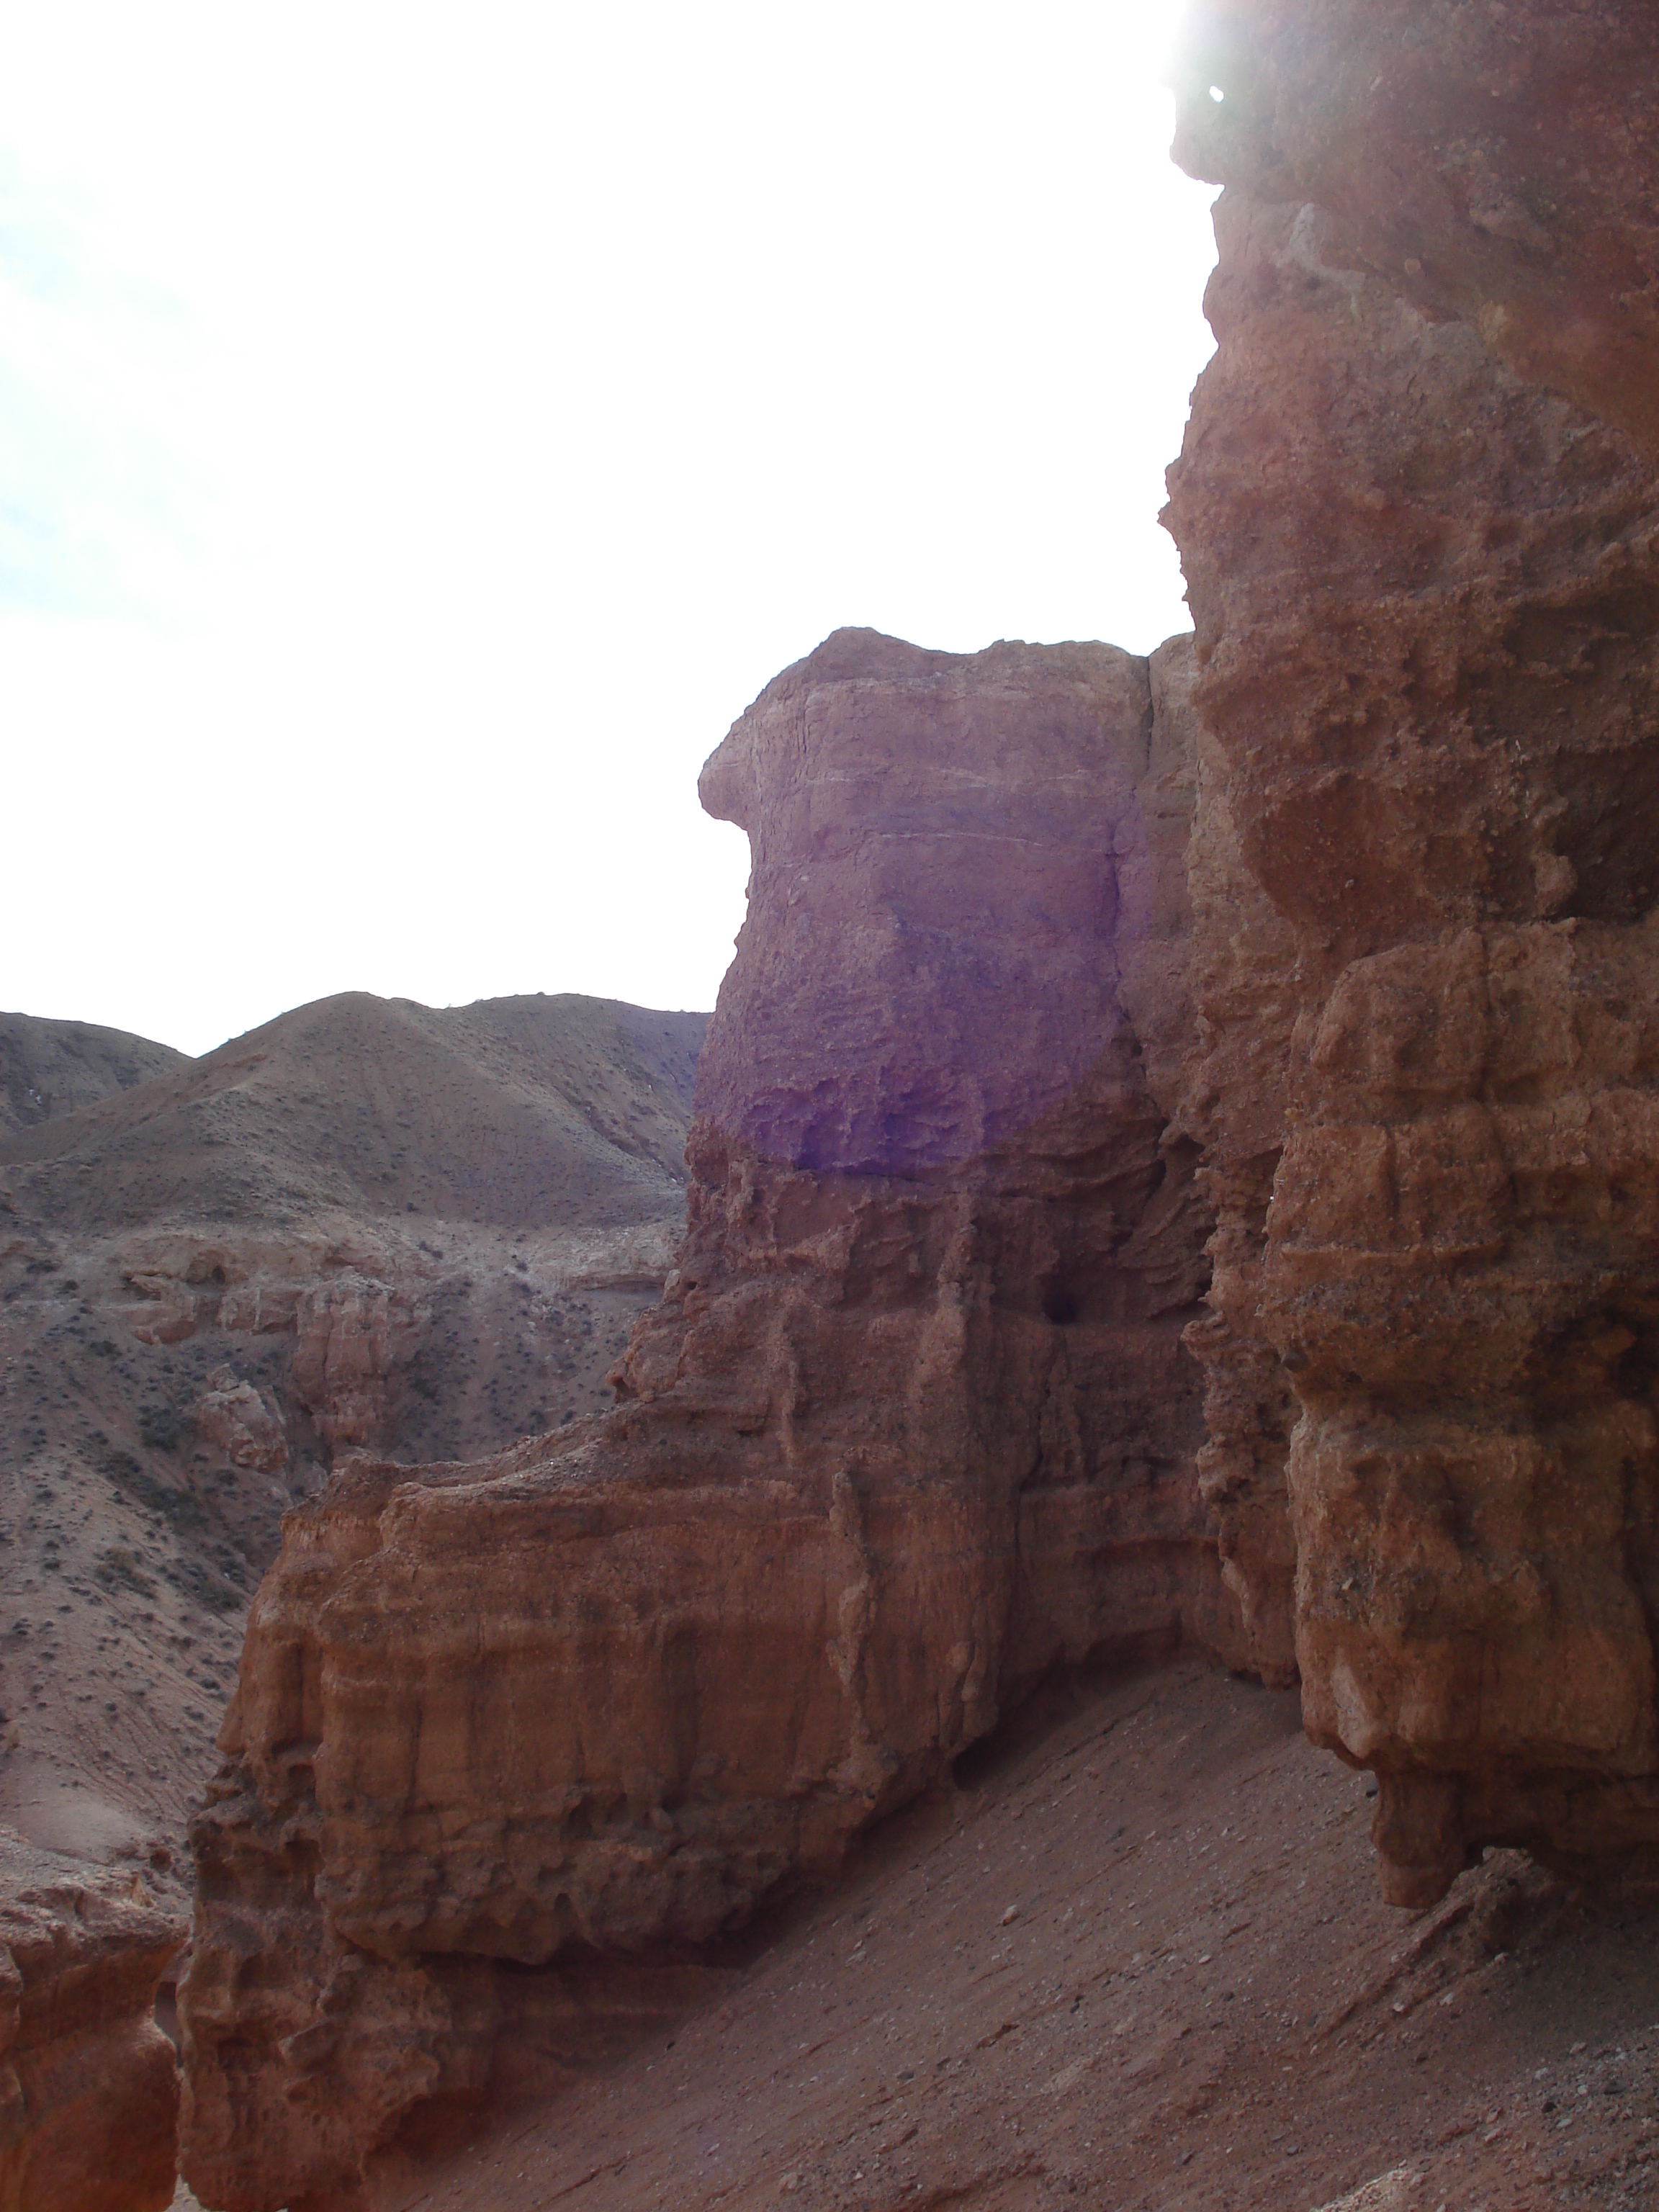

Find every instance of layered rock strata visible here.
[181,632,1259,2209]
[1164,642,1302,1687]
[1166,0,1659,1902]
[0,994,705,1883]
[0,1825,184,2212]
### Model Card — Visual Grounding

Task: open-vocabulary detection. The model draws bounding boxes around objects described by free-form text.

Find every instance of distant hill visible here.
[0,989,707,1879]
[1,992,706,1232]
[0,1013,191,1136]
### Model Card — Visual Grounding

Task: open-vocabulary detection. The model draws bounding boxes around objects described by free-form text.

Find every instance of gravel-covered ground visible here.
[387,1659,1659,2212]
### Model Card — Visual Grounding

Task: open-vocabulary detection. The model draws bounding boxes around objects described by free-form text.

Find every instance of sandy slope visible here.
[388,1660,1659,2212]
[0,992,706,1896]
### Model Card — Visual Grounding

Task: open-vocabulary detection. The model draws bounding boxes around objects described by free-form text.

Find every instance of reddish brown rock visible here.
[1162,640,1301,1688]
[1166,0,1659,1902]
[192,1375,289,1475]
[0,994,706,1896]
[180,632,1256,2209]
[289,1274,432,1456]
[0,1825,184,2212]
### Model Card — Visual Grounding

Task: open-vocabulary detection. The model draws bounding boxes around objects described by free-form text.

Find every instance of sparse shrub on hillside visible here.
[101,1448,204,1529]
[167,1555,244,1615]
[95,1547,157,1599]
[139,1403,184,1452]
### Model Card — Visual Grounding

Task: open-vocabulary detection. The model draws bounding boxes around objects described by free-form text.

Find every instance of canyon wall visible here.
[0,1826,184,2212]
[171,11,1659,2197]
[0,994,705,1872]
[1166,0,1659,1905]
[0,995,706,2208]
[179,632,1263,2211]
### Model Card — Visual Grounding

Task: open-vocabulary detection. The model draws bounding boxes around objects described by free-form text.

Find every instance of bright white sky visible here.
[1,2,1218,1057]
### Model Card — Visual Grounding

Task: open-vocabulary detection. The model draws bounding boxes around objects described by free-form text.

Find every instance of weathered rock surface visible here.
[0,982,709,2212]
[1164,640,1301,1688]
[157,6,1659,2196]
[179,631,1257,2209]
[191,1376,289,1478]
[1166,0,1659,1902]
[0,992,707,1882]
[0,1823,184,2212]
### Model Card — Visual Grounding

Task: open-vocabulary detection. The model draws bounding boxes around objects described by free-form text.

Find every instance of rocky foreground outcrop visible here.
[0,1825,184,2212]
[0,994,705,2208]
[1166,0,1659,1903]
[179,633,1269,2209]
[0,992,706,1866]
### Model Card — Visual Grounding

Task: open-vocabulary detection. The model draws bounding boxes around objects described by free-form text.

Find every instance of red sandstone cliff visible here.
[1166,0,1659,1904]
[179,632,1256,2211]
[172,10,1659,2197]
[0,995,706,2209]
[0,994,704,1872]
[0,1825,184,2212]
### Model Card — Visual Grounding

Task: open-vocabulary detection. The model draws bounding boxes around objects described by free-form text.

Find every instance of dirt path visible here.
[385,1661,1659,2212]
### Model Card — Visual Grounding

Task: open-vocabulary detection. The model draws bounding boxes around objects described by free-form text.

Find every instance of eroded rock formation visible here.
[0,994,706,1881]
[173,12,1659,2194]
[1164,640,1302,1686]
[0,1825,184,2212]
[179,632,1261,2209]
[0,993,708,2211]
[1166,0,1659,1903]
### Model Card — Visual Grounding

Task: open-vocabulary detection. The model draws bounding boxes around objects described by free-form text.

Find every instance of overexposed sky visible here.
[1,2,1218,1057]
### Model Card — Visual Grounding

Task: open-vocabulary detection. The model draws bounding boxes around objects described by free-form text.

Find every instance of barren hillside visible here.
[0,991,706,1894]
[0,1012,191,1137]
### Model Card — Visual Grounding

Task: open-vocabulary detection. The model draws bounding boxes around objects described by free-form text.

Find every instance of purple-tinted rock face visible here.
[181,628,1270,2211]
[696,633,1156,1173]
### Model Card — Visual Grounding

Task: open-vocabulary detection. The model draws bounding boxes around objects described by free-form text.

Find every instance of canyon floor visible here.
[258,1657,1659,2212]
